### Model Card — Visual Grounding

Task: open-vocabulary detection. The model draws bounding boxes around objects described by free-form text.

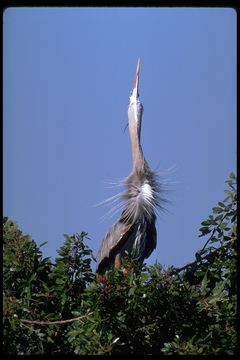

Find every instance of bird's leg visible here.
[114,253,122,269]
[114,253,134,277]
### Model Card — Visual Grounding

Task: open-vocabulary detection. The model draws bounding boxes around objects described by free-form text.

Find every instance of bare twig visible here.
[20,312,93,326]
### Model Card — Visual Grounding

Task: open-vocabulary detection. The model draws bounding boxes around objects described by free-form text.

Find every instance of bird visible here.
[96,58,161,274]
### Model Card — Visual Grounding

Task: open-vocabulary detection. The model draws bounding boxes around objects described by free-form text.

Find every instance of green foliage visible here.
[3,173,237,355]
[3,223,95,354]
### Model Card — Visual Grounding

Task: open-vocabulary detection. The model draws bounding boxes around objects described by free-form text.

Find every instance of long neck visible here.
[128,108,144,170]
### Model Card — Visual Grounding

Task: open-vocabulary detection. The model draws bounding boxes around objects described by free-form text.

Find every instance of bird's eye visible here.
[129,90,133,97]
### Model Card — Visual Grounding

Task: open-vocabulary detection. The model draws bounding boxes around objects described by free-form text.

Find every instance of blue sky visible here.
[3,8,236,269]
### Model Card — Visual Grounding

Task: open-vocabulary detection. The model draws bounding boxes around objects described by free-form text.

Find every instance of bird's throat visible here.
[128,119,143,170]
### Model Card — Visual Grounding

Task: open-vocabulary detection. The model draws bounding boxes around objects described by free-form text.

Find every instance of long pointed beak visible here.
[129,58,141,105]
[133,58,140,94]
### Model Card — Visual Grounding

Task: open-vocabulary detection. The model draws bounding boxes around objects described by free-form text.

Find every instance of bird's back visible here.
[96,210,157,274]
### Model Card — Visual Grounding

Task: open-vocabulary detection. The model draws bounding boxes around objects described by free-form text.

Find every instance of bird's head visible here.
[128,58,143,128]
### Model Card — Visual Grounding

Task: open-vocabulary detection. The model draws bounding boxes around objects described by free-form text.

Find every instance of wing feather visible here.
[96,213,157,273]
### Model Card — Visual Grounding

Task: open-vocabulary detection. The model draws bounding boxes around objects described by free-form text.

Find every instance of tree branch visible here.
[20,312,93,326]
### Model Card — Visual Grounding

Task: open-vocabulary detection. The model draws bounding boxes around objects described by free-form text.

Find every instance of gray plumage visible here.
[96,59,160,273]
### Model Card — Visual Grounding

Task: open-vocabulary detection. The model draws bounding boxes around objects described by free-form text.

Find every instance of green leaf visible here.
[195,271,205,278]
[212,207,223,214]
[209,236,219,243]
[211,280,227,297]
[199,227,211,234]
[71,311,82,316]
[219,223,228,230]
[229,172,236,179]
[55,278,65,285]
[128,287,135,297]
[195,252,202,262]
[201,273,209,294]
[28,273,37,283]
[215,214,224,221]
[224,189,234,198]
[201,220,211,226]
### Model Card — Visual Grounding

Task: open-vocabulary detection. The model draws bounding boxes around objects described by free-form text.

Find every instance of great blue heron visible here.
[96,59,160,273]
